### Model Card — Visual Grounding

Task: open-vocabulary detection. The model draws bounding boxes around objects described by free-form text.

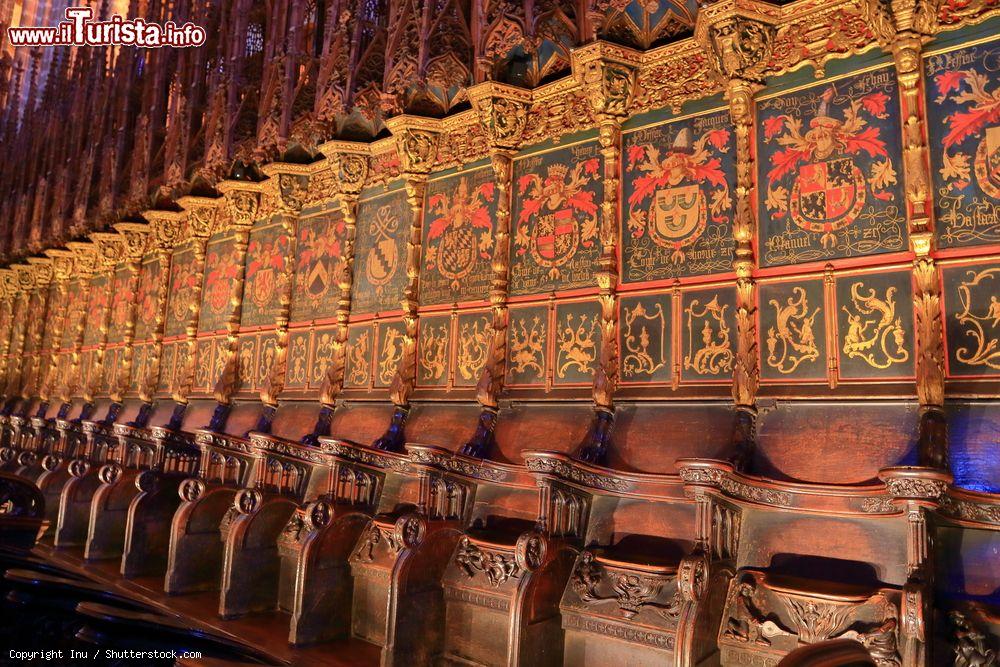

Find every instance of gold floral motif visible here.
[842,282,910,370]
[419,323,449,382]
[509,314,546,379]
[288,335,308,386]
[348,331,371,386]
[954,268,1000,370]
[311,333,335,384]
[379,327,404,386]
[458,317,491,381]
[685,296,733,375]
[622,301,668,377]
[557,312,598,378]
[766,287,821,374]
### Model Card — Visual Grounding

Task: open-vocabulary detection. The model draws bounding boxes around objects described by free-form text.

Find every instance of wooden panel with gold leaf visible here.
[130,343,149,394]
[133,254,163,343]
[199,232,243,333]
[417,314,451,387]
[759,277,828,382]
[157,342,177,394]
[925,37,1000,249]
[59,279,84,348]
[454,309,491,388]
[82,275,109,346]
[619,292,673,385]
[241,216,290,328]
[290,204,348,324]
[506,304,549,387]
[834,269,914,380]
[941,259,1000,377]
[553,299,602,386]
[511,140,603,296]
[757,66,908,267]
[40,281,64,353]
[344,323,374,390]
[192,338,215,393]
[622,109,736,282]
[352,186,411,315]
[681,286,736,383]
[107,264,138,345]
[421,166,497,305]
[374,319,407,389]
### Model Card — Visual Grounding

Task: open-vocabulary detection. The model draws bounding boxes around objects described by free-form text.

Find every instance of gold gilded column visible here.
[0,270,17,398]
[573,43,641,463]
[462,83,530,457]
[864,1,948,468]
[22,257,53,401]
[373,118,439,452]
[86,234,125,404]
[64,242,97,405]
[696,1,776,469]
[40,250,76,405]
[111,223,151,403]
[4,265,33,400]
[318,144,370,409]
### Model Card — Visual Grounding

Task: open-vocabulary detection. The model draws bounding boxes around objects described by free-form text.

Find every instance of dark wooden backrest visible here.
[493,402,592,464]
[587,495,696,555]
[328,402,394,445]
[223,400,263,436]
[117,399,147,424]
[754,401,919,485]
[610,402,736,474]
[406,403,482,453]
[268,401,323,443]
[946,400,1000,494]
[180,399,217,431]
[147,400,179,428]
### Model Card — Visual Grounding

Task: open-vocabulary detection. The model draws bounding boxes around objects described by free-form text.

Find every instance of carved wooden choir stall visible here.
[0,0,998,664]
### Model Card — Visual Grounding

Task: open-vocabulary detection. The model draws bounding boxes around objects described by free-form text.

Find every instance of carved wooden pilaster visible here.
[573,44,640,464]
[4,265,33,399]
[111,223,151,402]
[172,197,222,404]
[318,145,370,408]
[463,83,530,458]
[212,182,266,406]
[21,257,53,400]
[696,1,776,471]
[865,1,948,469]
[63,242,97,402]
[39,249,75,402]
[141,210,186,403]
[259,164,313,407]
[373,118,439,452]
[85,234,125,402]
[0,270,18,396]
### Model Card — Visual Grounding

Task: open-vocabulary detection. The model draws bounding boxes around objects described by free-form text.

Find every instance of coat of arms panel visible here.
[511,141,604,296]
[925,38,1000,249]
[165,242,199,338]
[759,278,828,382]
[622,110,736,282]
[757,67,908,267]
[82,275,109,346]
[134,255,163,342]
[506,304,550,386]
[199,233,243,333]
[241,218,290,328]
[417,315,451,387]
[290,207,348,323]
[681,286,737,382]
[421,166,497,305]
[942,260,1000,377]
[619,292,673,384]
[352,187,411,315]
[834,270,914,380]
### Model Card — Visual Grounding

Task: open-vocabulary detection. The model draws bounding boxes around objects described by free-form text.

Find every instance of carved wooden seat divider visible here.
[34,400,94,535]
[26,400,75,483]
[518,402,739,667]
[216,404,331,620]
[166,399,261,594]
[3,398,46,474]
[678,401,951,667]
[52,398,123,548]
[83,398,172,561]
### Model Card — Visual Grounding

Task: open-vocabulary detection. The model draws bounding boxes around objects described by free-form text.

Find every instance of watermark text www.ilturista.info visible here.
[7,7,206,48]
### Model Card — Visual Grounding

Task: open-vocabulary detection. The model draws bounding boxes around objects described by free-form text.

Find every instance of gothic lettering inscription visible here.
[241,218,289,328]
[455,311,491,387]
[352,187,411,315]
[759,279,826,381]
[943,262,1000,376]
[291,207,348,323]
[199,233,242,333]
[682,287,736,382]
[925,39,1000,248]
[422,167,497,305]
[417,316,450,387]
[507,305,548,386]
[623,110,735,282]
[619,293,672,384]
[555,300,601,384]
[758,68,907,267]
[835,271,914,379]
[511,142,604,296]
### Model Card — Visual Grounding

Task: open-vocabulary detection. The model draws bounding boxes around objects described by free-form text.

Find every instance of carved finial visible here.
[572,43,641,118]
[325,144,371,196]
[113,222,151,262]
[66,242,97,277]
[45,249,75,282]
[694,0,778,83]
[89,232,125,271]
[177,195,224,240]
[385,117,440,175]
[467,82,531,151]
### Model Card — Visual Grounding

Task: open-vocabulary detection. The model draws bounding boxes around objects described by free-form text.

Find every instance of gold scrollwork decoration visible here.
[766,287,821,374]
[419,322,449,382]
[509,314,545,379]
[458,317,491,382]
[348,331,372,386]
[842,282,910,370]
[623,301,668,378]
[954,268,1000,370]
[557,312,599,379]
[379,327,404,386]
[685,296,733,375]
